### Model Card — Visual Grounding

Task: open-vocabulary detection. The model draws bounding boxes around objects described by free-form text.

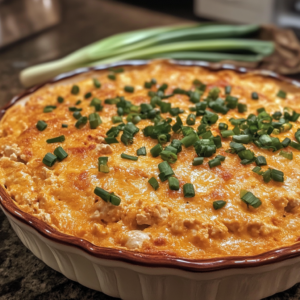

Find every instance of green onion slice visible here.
[168,177,180,190]
[183,183,195,198]
[124,85,134,93]
[193,157,204,166]
[98,157,109,173]
[213,200,226,210]
[94,187,121,206]
[89,113,102,129]
[75,116,88,129]
[42,153,57,167]
[54,146,68,161]
[148,177,159,190]
[71,85,80,95]
[121,153,138,161]
[279,150,293,160]
[150,144,163,157]
[57,96,64,103]
[277,90,286,99]
[46,135,65,143]
[160,150,177,164]
[137,146,147,156]
[93,78,101,88]
[240,190,262,208]
[36,120,47,131]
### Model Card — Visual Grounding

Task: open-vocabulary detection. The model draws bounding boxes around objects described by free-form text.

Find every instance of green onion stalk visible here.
[20,24,274,87]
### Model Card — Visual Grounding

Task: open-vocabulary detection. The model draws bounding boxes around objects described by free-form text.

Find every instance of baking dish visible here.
[1,60,300,300]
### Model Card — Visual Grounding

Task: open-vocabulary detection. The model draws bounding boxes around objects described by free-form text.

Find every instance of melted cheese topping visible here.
[1,61,300,259]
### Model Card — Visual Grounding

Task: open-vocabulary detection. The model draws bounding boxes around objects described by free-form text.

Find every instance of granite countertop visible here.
[1,0,300,299]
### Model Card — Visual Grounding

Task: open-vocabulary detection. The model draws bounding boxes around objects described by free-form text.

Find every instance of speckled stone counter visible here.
[1,0,300,299]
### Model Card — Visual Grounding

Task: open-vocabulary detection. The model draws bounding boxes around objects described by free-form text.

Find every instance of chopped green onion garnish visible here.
[75,116,88,129]
[84,92,92,99]
[91,98,103,112]
[42,153,57,167]
[121,153,138,161]
[252,166,262,174]
[186,114,196,125]
[183,183,195,198]
[290,141,300,150]
[107,74,116,80]
[251,92,259,100]
[215,155,225,162]
[232,135,252,144]
[279,150,293,160]
[240,190,261,208]
[98,157,109,173]
[193,157,204,166]
[150,144,163,157]
[43,105,56,113]
[225,86,231,95]
[168,177,179,190]
[213,200,226,210]
[257,107,265,114]
[71,85,80,95]
[218,123,228,131]
[270,169,284,182]
[160,150,177,164]
[277,90,286,99]
[57,96,64,103]
[62,124,68,128]
[54,146,68,161]
[94,187,121,206]
[148,177,159,190]
[93,78,101,88]
[75,100,82,105]
[181,132,198,148]
[124,86,134,93]
[221,130,234,138]
[112,116,123,124]
[36,120,47,131]
[46,135,65,144]
[237,103,247,113]
[158,161,174,182]
[137,146,146,156]
[208,157,221,168]
[282,137,291,148]
[255,156,267,166]
[171,139,182,153]
[89,113,102,129]
[295,130,300,144]
[105,136,119,144]
[68,107,82,112]
[73,111,82,119]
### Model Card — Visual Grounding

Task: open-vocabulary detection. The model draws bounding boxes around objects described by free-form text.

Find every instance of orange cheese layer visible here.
[1,61,300,259]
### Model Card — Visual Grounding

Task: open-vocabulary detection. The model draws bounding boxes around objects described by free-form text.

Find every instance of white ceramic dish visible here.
[1,60,300,300]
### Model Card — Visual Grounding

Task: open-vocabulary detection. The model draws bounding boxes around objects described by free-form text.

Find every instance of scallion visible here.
[54,146,68,161]
[46,135,65,143]
[75,116,88,129]
[137,146,147,156]
[213,200,226,210]
[36,120,47,131]
[148,177,159,190]
[42,153,57,167]
[121,153,138,161]
[183,183,195,198]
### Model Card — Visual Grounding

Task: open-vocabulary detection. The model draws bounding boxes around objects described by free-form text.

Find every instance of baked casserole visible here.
[1,60,300,260]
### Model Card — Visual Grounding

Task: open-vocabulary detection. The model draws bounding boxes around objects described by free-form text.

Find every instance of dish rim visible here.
[1,59,300,273]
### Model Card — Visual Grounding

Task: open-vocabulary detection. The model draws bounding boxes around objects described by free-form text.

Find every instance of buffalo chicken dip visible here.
[1,61,300,259]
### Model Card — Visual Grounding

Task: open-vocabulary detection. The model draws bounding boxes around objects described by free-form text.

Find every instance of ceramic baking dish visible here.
[1,60,300,300]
